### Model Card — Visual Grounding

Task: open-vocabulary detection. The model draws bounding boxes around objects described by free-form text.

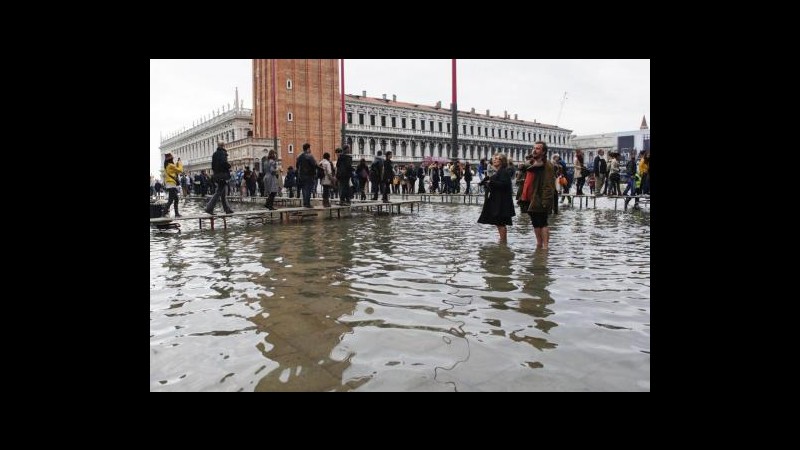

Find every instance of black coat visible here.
[382,159,394,183]
[336,154,353,180]
[477,167,516,226]
[211,147,231,180]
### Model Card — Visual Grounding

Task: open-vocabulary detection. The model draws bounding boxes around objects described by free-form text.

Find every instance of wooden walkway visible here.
[399,193,485,204]
[185,195,304,207]
[176,193,648,213]
[150,200,420,231]
[560,194,650,210]
[188,193,486,206]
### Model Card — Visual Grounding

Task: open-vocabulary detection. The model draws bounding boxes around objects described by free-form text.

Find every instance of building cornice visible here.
[162,109,253,146]
[345,95,571,133]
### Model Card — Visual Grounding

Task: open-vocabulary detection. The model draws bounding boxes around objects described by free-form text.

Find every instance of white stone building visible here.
[159,90,575,177]
[342,93,573,166]
[159,89,276,177]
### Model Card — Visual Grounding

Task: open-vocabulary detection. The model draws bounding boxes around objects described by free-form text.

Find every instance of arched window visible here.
[370,138,376,152]
[358,137,365,154]
[400,140,407,157]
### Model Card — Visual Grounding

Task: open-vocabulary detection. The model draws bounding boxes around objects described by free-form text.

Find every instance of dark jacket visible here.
[477,166,516,225]
[296,151,317,182]
[356,161,370,180]
[593,155,607,175]
[463,166,473,182]
[284,169,297,188]
[382,158,394,183]
[211,147,231,180]
[626,158,636,176]
[519,161,556,214]
[336,154,353,180]
[369,155,384,182]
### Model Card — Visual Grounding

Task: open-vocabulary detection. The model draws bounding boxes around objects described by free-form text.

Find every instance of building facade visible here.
[341,93,573,166]
[570,115,651,164]
[159,89,275,177]
[163,61,578,178]
[253,59,341,171]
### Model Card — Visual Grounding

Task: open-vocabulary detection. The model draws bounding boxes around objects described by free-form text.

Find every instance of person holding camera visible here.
[477,153,516,242]
[163,153,183,217]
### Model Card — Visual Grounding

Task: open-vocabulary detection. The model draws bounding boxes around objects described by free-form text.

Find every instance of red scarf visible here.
[521,170,535,201]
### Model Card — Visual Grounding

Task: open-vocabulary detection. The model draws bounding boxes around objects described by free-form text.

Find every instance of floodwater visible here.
[150,198,650,391]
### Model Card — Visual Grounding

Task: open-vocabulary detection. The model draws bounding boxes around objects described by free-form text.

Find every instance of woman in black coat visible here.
[477,153,516,241]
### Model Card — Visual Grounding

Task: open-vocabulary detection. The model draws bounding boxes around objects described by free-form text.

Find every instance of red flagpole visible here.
[272,60,278,163]
[451,59,458,160]
[340,59,346,147]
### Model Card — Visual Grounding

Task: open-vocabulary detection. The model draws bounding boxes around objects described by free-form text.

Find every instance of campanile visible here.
[253,59,341,169]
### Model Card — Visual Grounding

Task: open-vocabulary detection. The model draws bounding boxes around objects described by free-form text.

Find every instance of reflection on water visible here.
[151,201,650,391]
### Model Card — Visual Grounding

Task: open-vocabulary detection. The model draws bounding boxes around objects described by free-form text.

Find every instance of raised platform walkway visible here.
[150,200,420,231]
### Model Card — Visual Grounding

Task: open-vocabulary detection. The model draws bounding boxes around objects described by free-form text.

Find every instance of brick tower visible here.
[253,59,341,169]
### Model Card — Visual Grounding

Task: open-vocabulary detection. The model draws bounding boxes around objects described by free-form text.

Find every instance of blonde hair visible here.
[493,152,509,168]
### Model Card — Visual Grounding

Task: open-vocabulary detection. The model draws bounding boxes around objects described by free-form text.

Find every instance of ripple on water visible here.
[151,202,649,391]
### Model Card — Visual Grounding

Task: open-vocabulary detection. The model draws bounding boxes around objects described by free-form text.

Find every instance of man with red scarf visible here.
[517,142,556,250]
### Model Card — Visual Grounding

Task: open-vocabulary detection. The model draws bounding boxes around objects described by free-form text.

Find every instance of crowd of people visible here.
[151,144,493,213]
[151,141,650,243]
[557,148,650,199]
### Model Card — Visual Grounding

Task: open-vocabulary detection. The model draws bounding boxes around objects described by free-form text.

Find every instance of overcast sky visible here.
[150,59,649,176]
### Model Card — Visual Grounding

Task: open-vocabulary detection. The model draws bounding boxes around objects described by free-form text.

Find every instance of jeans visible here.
[165,187,179,215]
[300,179,315,207]
[206,179,232,213]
